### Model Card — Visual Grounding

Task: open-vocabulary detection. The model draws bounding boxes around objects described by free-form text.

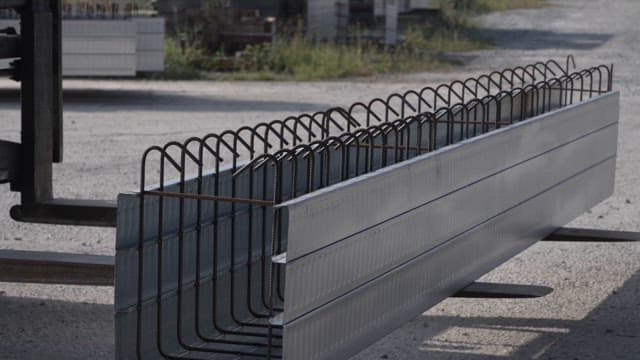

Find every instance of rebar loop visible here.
[130,57,613,359]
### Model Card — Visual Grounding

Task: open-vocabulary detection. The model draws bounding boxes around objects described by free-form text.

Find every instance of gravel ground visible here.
[1,0,639,359]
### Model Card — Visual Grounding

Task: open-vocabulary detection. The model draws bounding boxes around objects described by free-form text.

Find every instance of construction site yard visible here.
[0,0,639,359]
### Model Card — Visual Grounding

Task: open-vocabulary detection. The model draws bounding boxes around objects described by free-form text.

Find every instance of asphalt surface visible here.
[0,0,639,359]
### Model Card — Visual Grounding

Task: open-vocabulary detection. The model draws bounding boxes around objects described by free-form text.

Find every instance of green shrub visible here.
[451,0,546,12]
[163,37,205,79]
[161,0,543,80]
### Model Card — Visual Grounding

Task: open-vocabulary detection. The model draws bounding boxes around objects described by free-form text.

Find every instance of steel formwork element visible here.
[276,92,619,359]
[114,57,616,359]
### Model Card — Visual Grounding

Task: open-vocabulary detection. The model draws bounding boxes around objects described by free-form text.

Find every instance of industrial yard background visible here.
[0,0,639,359]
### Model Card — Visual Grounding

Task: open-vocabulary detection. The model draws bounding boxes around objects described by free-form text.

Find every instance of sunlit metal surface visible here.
[114,59,617,359]
[278,93,618,359]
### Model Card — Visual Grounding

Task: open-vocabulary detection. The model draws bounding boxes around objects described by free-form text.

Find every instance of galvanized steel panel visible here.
[63,20,137,75]
[277,92,619,359]
[281,124,617,323]
[136,34,164,51]
[63,20,136,36]
[134,17,165,34]
[63,54,137,76]
[282,157,616,360]
[137,51,165,72]
[279,92,619,262]
[113,86,616,358]
[63,38,136,54]
[135,18,164,71]
[115,161,280,359]
[0,18,163,75]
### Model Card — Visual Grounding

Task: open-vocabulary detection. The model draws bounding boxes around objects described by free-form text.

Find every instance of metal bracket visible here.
[543,227,640,242]
[452,282,554,299]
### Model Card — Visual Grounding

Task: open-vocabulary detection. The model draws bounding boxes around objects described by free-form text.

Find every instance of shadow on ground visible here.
[0,88,330,114]
[357,269,640,359]
[0,295,113,360]
[1,271,638,359]
[477,29,613,51]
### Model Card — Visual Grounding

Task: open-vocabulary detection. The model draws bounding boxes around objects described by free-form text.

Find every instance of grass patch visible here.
[462,0,546,12]
[159,0,544,81]
[163,38,213,79]
[229,28,458,81]
[160,27,481,81]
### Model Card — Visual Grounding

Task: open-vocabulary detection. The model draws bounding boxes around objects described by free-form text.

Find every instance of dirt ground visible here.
[1,0,639,359]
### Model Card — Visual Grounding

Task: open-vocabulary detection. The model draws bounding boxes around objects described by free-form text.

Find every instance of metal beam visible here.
[10,198,118,227]
[282,158,616,360]
[277,93,619,359]
[0,250,114,286]
[19,0,55,204]
[452,282,553,299]
[543,227,640,242]
[51,0,63,163]
[278,94,619,262]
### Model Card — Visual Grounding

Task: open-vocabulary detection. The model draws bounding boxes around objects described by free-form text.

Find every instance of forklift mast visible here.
[1,0,115,286]
[1,0,116,227]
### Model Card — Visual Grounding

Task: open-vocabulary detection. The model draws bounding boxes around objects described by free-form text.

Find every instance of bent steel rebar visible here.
[115,57,617,359]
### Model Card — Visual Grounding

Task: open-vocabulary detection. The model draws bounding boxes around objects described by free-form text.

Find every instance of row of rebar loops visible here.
[139,60,608,358]
[136,57,613,359]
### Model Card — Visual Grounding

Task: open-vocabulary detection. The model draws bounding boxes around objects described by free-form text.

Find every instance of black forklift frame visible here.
[1,0,116,227]
[1,0,114,286]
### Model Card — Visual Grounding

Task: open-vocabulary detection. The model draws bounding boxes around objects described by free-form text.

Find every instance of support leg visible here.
[452,282,553,299]
[543,227,640,242]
